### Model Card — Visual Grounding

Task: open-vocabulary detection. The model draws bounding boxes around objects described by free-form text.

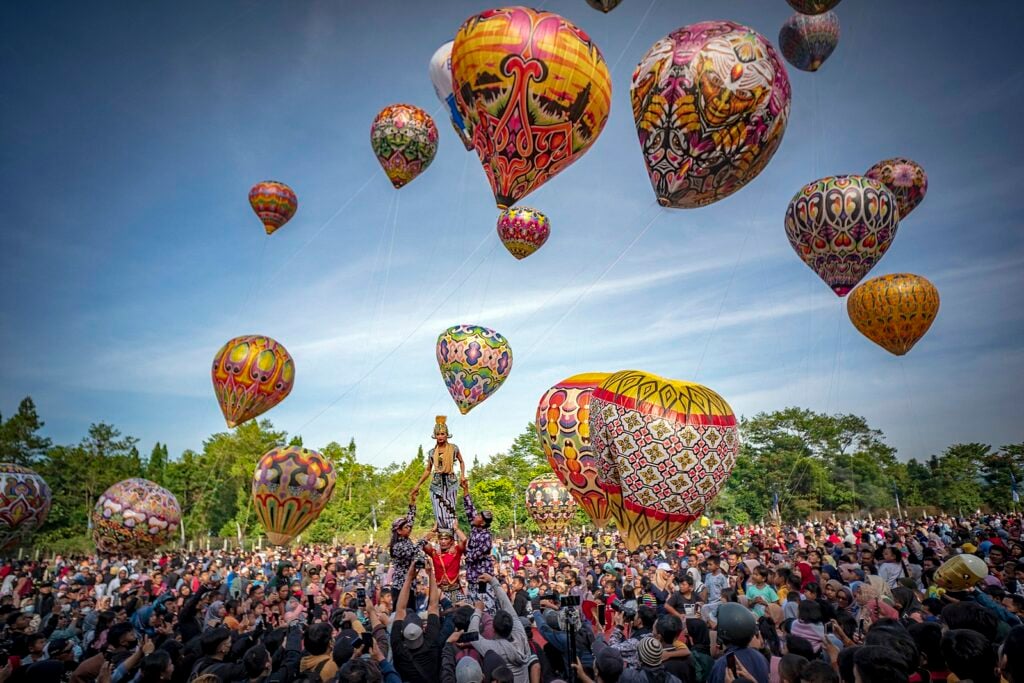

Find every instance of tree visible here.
[0,397,52,465]
[146,442,169,484]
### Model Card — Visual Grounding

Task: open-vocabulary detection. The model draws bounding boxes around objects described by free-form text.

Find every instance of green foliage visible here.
[0,397,51,465]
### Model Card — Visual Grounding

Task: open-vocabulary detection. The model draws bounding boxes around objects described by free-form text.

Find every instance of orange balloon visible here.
[847,273,940,355]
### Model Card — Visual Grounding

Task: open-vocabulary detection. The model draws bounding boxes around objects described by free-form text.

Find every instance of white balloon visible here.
[429,41,473,150]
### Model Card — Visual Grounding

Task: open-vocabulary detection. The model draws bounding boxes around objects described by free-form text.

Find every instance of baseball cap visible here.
[656,562,672,572]
[456,656,484,683]
[596,647,625,679]
[403,622,424,650]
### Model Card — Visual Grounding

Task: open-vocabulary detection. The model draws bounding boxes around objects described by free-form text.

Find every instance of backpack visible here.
[296,658,329,683]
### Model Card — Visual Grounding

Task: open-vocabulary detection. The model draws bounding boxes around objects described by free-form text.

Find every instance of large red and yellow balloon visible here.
[92,479,181,554]
[370,104,439,189]
[631,21,791,208]
[784,175,900,296]
[212,335,295,429]
[451,7,612,209]
[525,474,578,534]
[535,373,611,528]
[249,181,298,235]
[590,370,739,550]
[253,447,337,545]
[0,464,51,550]
[847,273,940,356]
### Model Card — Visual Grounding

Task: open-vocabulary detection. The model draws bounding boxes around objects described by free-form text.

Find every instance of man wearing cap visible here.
[461,478,495,607]
[466,573,533,683]
[391,559,441,683]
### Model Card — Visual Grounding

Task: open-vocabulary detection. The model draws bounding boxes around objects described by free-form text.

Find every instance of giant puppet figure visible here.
[412,416,466,531]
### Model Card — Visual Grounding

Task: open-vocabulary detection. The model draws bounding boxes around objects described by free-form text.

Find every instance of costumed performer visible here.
[389,488,426,604]
[461,477,495,604]
[412,416,465,530]
[424,526,467,604]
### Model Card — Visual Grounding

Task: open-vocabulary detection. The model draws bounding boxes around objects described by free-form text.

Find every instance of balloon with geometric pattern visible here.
[786,0,841,14]
[451,7,613,209]
[631,21,791,208]
[212,335,295,429]
[586,0,622,11]
[429,41,473,151]
[92,478,181,554]
[865,157,928,221]
[784,175,901,296]
[847,273,940,356]
[589,370,740,550]
[525,474,578,534]
[779,11,839,72]
[0,464,51,550]
[370,104,439,189]
[436,324,513,415]
[535,373,611,528]
[252,446,337,545]
[249,181,298,236]
[497,207,550,260]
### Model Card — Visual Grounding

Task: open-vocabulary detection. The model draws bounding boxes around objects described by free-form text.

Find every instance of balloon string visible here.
[824,297,844,415]
[230,237,269,328]
[609,0,660,73]
[293,231,501,433]
[898,357,926,461]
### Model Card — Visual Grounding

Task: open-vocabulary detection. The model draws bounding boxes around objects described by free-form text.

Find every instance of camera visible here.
[540,592,559,602]
[414,560,425,571]
[610,599,636,620]
[559,595,580,607]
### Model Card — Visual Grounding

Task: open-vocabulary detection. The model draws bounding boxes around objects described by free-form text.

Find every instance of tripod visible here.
[558,603,581,683]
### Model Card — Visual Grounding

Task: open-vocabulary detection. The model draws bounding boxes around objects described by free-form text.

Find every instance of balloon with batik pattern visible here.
[253,446,336,545]
[865,158,928,220]
[784,175,900,296]
[631,21,791,209]
[429,42,473,150]
[847,273,939,356]
[589,370,739,550]
[0,464,50,550]
[525,474,577,534]
[436,324,512,415]
[212,335,295,428]
[497,207,550,259]
[370,104,439,189]
[779,11,839,72]
[786,0,841,14]
[535,373,611,528]
[586,0,622,11]
[451,7,613,209]
[249,181,298,235]
[92,479,181,554]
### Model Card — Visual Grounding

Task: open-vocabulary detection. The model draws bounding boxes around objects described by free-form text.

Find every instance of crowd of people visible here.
[2,511,1024,683]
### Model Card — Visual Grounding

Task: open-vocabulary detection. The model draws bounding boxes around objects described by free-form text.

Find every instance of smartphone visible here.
[478,581,488,594]
[727,653,737,675]
[361,632,374,650]
[826,622,834,634]
[458,632,480,643]
[597,605,606,623]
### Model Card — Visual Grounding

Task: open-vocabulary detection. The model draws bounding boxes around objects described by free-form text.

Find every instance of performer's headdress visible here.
[433,415,450,438]
[437,528,454,539]
[480,510,494,528]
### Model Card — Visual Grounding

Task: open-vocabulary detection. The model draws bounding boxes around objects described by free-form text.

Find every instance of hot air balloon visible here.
[784,175,900,296]
[631,21,791,209]
[586,0,622,11]
[212,335,294,429]
[370,104,439,189]
[786,0,841,14]
[92,479,181,554]
[779,11,839,72]
[589,370,739,550]
[0,464,51,550]
[865,158,928,220]
[436,325,512,415]
[497,207,550,260]
[451,7,612,209]
[847,273,939,356]
[429,42,473,151]
[249,181,298,235]
[525,474,578,534]
[535,373,611,528]
[252,446,336,545]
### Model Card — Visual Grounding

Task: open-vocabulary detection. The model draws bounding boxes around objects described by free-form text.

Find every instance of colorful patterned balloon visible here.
[784,175,900,296]
[0,464,50,550]
[586,0,622,11]
[212,335,295,429]
[370,104,439,189]
[429,42,473,151]
[92,479,181,554]
[786,0,841,14]
[436,324,513,415]
[253,446,336,545]
[779,11,839,72]
[631,21,791,209]
[847,273,939,356]
[497,207,550,260]
[249,181,298,235]
[535,373,611,528]
[525,474,578,534]
[865,157,928,220]
[451,7,613,209]
[589,370,739,550]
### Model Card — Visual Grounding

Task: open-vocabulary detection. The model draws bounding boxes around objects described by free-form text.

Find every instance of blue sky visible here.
[2,1,1022,469]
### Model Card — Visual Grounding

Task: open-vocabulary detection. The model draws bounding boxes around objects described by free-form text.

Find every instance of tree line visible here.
[0,397,1020,550]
